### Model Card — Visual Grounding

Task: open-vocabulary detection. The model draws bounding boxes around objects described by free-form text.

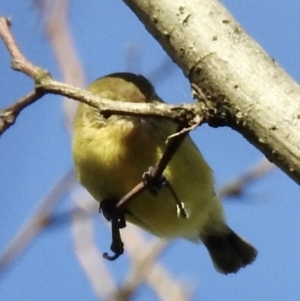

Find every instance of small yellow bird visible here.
[72,72,257,274]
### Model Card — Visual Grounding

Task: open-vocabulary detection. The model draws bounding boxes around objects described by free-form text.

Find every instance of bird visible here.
[72,72,257,274]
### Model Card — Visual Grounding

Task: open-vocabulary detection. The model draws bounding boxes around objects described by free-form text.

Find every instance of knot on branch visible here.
[34,69,53,89]
[189,63,233,128]
[0,110,16,127]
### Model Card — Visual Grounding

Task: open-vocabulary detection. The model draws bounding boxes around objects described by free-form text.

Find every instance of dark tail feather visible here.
[202,227,257,274]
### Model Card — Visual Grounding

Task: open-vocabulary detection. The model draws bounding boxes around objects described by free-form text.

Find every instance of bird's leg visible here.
[164,181,189,218]
[100,198,126,260]
[142,167,188,218]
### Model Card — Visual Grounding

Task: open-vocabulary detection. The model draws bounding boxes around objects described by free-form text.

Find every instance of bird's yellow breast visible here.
[72,105,224,240]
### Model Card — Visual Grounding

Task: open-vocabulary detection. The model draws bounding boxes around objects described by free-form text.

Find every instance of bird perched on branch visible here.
[72,72,257,274]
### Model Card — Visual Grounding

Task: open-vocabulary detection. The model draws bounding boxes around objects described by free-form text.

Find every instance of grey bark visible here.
[123,0,300,184]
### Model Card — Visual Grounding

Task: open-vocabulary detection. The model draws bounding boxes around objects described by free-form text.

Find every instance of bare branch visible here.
[122,226,191,301]
[71,194,188,301]
[110,239,168,301]
[0,169,76,274]
[0,17,204,136]
[2,0,300,185]
[0,17,49,136]
[0,9,195,295]
[218,158,275,199]
[39,79,201,123]
[115,122,197,212]
[36,0,85,129]
[0,17,43,78]
[0,90,45,135]
[71,194,117,300]
[122,0,300,185]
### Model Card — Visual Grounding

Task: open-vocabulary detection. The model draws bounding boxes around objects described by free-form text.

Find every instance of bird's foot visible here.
[142,166,188,218]
[142,166,167,195]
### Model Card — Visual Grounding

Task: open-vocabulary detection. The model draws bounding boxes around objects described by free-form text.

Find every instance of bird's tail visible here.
[201,226,257,274]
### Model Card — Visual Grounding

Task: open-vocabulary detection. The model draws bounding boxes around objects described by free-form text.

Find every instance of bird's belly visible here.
[75,119,223,240]
[125,184,218,240]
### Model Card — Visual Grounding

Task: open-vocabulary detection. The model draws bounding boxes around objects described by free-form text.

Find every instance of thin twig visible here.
[0,169,76,274]
[71,193,117,300]
[116,122,198,210]
[39,0,117,294]
[0,16,204,137]
[166,115,201,142]
[34,1,117,297]
[0,13,191,264]
[1,16,193,301]
[218,158,275,199]
[0,90,44,136]
[155,124,190,177]
[0,16,49,136]
[38,79,199,123]
[121,226,191,301]
[148,55,176,85]
[36,0,85,130]
[0,17,41,77]
[110,239,168,301]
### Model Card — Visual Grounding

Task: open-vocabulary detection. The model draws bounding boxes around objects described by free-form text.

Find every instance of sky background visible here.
[1,0,300,300]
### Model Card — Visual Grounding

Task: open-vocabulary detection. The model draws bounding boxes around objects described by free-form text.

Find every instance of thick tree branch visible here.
[123,0,300,185]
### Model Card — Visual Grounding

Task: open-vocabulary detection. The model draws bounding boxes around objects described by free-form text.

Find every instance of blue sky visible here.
[1,1,300,300]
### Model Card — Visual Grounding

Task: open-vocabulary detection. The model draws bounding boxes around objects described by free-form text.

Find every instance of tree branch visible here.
[0,18,197,261]
[0,169,76,273]
[1,5,300,188]
[0,16,205,138]
[122,0,300,186]
[218,158,275,199]
[0,90,45,135]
